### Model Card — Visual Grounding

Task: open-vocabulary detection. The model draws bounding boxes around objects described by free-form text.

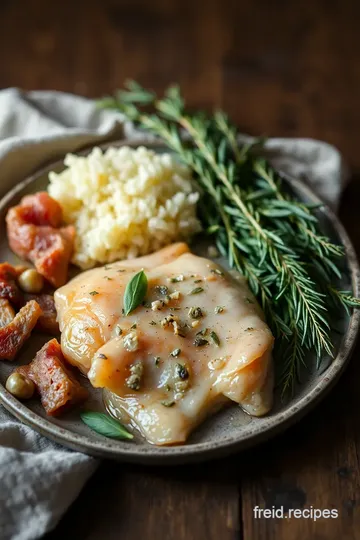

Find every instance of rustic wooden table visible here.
[1,1,360,538]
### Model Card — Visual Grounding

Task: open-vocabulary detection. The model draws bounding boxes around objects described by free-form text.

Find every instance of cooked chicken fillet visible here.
[55,243,274,445]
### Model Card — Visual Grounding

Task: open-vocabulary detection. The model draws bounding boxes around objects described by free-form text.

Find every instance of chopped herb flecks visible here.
[151,300,165,311]
[155,285,169,295]
[173,320,186,337]
[123,331,139,352]
[188,306,204,319]
[125,362,143,390]
[189,287,204,295]
[210,331,220,346]
[89,291,99,296]
[194,337,208,347]
[215,306,224,314]
[196,328,208,336]
[161,315,178,328]
[211,268,224,276]
[161,400,175,408]
[169,275,184,283]
[170,348,181,357]
[174,380,189,393]
[176,363,189,380]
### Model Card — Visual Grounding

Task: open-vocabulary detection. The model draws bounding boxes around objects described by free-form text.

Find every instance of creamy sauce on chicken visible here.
[55,243,274,445]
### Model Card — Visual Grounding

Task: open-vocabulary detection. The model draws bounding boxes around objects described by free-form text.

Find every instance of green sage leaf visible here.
[80,412,133,440]
[123,270,148,316]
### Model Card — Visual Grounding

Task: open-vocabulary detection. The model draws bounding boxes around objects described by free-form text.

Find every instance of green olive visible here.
[18,268,44,294]
[5,372,35,400]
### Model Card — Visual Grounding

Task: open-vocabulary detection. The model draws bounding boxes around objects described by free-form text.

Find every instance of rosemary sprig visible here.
[98,81,359,397]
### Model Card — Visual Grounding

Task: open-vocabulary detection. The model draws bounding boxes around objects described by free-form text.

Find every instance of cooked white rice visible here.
[48,146,201,269]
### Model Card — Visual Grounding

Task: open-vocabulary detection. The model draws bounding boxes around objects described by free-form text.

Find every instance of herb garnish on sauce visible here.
[80,412,133,440]
[123,270,148,316]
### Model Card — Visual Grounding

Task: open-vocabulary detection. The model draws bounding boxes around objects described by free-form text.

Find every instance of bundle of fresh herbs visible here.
[98,81,360,396]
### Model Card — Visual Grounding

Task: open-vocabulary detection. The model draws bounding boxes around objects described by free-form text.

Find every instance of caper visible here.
[6,372,35,399]
[18,268,44,294]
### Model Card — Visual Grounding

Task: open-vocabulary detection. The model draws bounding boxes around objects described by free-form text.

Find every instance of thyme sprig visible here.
[98,81,360,396]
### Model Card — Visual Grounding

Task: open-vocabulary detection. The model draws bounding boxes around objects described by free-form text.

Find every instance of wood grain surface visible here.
[1,1,360,539]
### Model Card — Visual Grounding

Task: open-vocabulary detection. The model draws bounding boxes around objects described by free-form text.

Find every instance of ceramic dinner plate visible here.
[0,140,359,464]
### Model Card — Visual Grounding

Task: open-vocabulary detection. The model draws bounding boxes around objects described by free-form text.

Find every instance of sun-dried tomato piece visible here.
[17,338,88,416]
[0,263,23,306]
[6,192,75,288]
[0,300,42,361]
[24,293,59,334]
[0,299,15,328]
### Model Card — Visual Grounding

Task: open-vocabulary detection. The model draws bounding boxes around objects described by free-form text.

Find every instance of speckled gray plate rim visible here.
[0,139,359,465]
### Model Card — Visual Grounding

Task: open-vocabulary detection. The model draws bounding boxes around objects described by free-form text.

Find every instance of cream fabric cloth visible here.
[0,88,348,540]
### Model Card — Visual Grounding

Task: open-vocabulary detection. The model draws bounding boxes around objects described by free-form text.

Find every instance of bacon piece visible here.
[17,339,88,416]
[24,293,59,334]
[0,300,42,360]
[0,299,15,328]
[31,226,75,288]
[0,263,23,306]
[16,192,63,228]
[6,192,75,288]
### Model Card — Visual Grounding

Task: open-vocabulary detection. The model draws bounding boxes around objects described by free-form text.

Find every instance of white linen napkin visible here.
[0,88,348,540]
